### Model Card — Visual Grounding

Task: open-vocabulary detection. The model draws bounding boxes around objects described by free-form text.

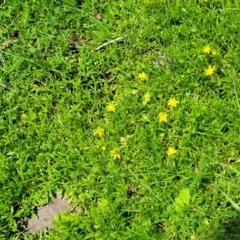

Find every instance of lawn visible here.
[1,0,240,239]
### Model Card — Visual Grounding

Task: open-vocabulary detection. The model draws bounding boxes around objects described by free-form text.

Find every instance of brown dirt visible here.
[24,192,74,234]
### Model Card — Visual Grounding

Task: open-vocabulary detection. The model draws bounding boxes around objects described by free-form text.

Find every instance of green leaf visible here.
[175,197,185,207]
[179,188,190,206]
[174,188,190,211]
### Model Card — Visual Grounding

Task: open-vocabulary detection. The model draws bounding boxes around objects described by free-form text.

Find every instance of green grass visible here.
[1,0,240,239]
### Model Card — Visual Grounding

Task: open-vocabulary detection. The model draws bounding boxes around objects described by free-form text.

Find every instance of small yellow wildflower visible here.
[101,146,106,151]
[204,65,217,76]
[202,45,211,54]
[110,148,121,160]
[106,102,116,112]
[138,72,148,81]
[167,98,179,109]
[93,127,104,137]
[167,147,177,156]
[158,112,168,122]
[190,236,195,240]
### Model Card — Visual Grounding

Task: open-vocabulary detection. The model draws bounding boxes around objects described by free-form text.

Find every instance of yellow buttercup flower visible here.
[167,98,179,109]
[158,112,168,122]
[138,72,148,81]
[204,65,217,76]
[110,148,120,160]
[202,45,211,54]
[93,127,104,137]
[167,147,177,156]
[106,102,116,112]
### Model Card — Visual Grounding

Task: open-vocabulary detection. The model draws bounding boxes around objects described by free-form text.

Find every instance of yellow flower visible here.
[158,112,168,122]
[190,236,195,240]
[93,127,104,137]
[101,146,106,151]
[202,45,211,54]
[110,148,120,160]
[167,147,177,156]
[138,72,148,81]
[106,102,116,112]
[167,98,179,109]
[204,65,217,76]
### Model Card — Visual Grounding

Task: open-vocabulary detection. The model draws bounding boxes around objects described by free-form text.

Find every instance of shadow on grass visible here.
[208,216,240,240]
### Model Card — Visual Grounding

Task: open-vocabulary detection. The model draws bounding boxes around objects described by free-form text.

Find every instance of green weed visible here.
[1,0,240,239]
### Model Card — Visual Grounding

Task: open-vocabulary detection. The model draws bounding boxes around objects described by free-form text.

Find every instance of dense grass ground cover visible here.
[1,0,240,239]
